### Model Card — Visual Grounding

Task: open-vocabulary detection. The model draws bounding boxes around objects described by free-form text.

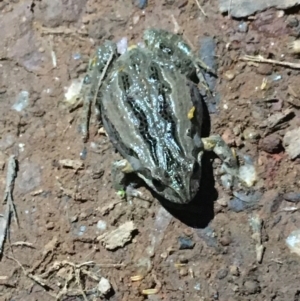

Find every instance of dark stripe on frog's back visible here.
[101,47,200,171]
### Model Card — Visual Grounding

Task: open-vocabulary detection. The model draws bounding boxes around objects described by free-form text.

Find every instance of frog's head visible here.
[138,154,203,204]
[143,28,172,51]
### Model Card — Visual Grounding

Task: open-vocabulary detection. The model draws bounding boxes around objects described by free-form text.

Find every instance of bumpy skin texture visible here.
[99,47,205,204]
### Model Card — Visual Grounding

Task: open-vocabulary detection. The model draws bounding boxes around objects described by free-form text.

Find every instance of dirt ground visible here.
[1,0,300,300]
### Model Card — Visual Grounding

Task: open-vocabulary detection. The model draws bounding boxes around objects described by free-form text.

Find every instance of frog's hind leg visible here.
[202,135,257,189]
[81,43,116,142]
[201,135,239,188]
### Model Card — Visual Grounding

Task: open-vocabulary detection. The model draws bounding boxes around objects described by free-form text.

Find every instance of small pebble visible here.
[243,280,260,295]
[259,134,282,153]
[257,64,273,75]
[80,147,87,160]
[178,255,189,264]
[232,125,241,136]
[228,197,253,212]
[70,215,78,223]
[222,128,236,146]
[243,127,260,141]
[283,128,300,159]
[179,268,188,276]
[78,225,86,236]
[194,282,201,291]
[217,197,229,207]
[224,70,235,81]
[97,220,107,230]
[216,268,228,279]
[219,236,231,246]
[134,0,147,9]
[287,16,299,28]
[72,53,81,60]
[98,277,112,295]
[237,21,248,32]
[178,236,195,250]
[283,192,300,203]
[229,265,239,276]
[269,73,282,82]
[12,91,29,112]
[46,222,55,230]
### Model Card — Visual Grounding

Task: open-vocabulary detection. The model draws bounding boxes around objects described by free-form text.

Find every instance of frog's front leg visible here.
[112,159,143,199]
[81,42,117,142]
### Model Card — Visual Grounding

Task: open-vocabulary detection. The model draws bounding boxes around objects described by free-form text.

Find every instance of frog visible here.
[80,28,246,204]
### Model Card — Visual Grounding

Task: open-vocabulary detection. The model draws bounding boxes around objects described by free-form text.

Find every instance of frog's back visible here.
[98,47,204,203]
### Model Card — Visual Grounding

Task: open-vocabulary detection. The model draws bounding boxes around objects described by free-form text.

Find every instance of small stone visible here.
[178,236,195,250]
[224,70,235,81]
[243,127,260,141]
[134,0,147,9]
[229,265,240,276]
[283,128,300,159]
[237,21,248,32]
[243,280,260,295]
[217,197,229,207]
[179,268,188,276]
[283,192,300,203]
[257,64,273,75]
[70,215,78,223]
[232,125,241,136]
[98,277,112,295]
[219,235,231,246]
[222,128,236,146]
[216,268,228,279]
[259,134,282,153]
[97,221,137,250]
[97,220,107,230]
[12,90,29,112]
[178,255,189,264]
[46,222,55,230]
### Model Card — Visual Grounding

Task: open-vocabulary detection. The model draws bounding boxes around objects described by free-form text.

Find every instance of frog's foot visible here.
[112,159,145,200]
[202,135,257,189]
[112,159,134,191]
[196,68,212,96]
[195,57,216,76]
[202,135,238,169]
[201,135,239,188]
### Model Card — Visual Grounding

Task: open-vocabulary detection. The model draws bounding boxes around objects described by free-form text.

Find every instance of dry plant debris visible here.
[97,221,137,250]
[0,155,18,257]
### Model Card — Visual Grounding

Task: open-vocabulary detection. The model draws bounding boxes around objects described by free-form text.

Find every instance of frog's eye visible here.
[152,179,165,192]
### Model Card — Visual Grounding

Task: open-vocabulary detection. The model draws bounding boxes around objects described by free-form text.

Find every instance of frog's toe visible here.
[202,135,238,169]
[111,159,134,191]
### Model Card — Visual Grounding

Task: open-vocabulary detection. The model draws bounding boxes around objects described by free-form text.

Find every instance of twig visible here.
[6,254,55,293]
[0,155,18,256]
[194,0,207,17]
[82,49,115,142]
[241,55,300,69]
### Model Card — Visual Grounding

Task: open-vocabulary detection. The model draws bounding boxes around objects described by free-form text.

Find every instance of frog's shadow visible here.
[153,96,218,229]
